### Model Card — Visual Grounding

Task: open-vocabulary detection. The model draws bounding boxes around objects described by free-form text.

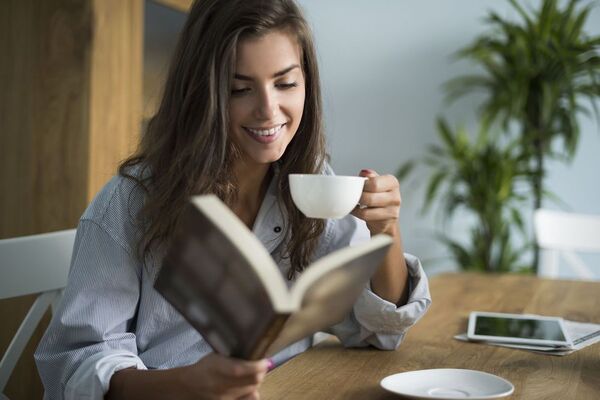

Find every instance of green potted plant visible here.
[399,119,531,272]
[445,0,600,271]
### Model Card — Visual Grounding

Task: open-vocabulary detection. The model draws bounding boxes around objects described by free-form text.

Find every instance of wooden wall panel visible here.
[0,1,143,398]
[152,0,192,13]
[0,0,91,239]
[1,0,92,395]
[88,0,143,199]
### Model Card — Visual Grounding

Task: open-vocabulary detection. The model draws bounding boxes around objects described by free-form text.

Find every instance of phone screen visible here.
[474,316,566,341]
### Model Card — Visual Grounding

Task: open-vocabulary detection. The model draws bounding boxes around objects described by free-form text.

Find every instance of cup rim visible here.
[289,173,367,181]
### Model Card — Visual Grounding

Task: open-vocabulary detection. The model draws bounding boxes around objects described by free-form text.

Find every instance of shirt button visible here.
[273,226,282,233]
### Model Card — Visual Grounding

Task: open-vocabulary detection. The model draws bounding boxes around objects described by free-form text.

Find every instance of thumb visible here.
[359,168,378,178]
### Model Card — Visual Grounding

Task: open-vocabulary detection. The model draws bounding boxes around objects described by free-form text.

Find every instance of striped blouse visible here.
[34,168,431,400]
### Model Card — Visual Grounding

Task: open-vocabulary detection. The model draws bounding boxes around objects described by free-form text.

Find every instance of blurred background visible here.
[1,0,599,398]
[300,0,600,278]
[145,0,600,278]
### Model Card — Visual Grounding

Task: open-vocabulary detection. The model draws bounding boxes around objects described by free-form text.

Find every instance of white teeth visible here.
[247,124,284,136]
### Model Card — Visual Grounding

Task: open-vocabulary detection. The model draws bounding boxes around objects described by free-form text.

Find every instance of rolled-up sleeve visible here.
[321,215,432,349]
[34,219,146,400]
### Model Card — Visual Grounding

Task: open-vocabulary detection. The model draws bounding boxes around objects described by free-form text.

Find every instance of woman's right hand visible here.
[107,353,270,400]
[179,353,270,399]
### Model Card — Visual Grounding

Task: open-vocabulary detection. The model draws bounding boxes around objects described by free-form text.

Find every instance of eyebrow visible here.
[234,64,300,81]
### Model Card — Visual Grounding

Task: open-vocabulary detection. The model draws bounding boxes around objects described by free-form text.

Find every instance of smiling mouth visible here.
[244,123,286,137]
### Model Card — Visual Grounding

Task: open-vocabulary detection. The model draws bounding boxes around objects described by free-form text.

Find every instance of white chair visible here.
[534,209,600,280]
[0,229,76,399]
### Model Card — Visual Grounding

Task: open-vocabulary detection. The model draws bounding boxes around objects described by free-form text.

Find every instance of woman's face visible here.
[229,30,306,168]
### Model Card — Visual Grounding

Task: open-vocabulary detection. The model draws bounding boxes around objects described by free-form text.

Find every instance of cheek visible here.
[291,92,306,124]
[228,102,246,125]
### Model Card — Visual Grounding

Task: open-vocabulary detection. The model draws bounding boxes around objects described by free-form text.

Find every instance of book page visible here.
[264,240,391,356]
[291,234,393,306]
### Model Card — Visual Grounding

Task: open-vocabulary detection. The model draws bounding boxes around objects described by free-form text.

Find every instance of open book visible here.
[154,195,392,360]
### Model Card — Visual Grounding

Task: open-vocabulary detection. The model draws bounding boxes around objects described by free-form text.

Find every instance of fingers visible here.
[184,354,268,399]
[238,391,261,400]
[353,169,402,236]
[204,353,269,386]
[359,168,378,178]
[226,384,261,399]
[219,362,265,399]
[215,356,270,379]
[358,190,401,209]
[352,204,399,221]
[219,363,268,388]
[359,170,399,193]
[221,370,266,388]
[356,169,401,208]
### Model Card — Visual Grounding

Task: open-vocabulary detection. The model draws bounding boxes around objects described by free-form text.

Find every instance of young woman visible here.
[35,1,431,399]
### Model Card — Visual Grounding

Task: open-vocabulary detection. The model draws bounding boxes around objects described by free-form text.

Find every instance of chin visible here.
[234,133,293,167]
[250,152,285,165]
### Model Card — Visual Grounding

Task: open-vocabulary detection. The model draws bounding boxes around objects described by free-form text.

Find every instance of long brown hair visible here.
[119,0,327,278]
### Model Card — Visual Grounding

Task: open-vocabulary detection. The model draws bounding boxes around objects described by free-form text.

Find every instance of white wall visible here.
[298,0,600,277]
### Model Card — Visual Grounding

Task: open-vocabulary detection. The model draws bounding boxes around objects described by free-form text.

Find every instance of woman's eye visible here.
[277,82,298,90]
[231,87,251,96]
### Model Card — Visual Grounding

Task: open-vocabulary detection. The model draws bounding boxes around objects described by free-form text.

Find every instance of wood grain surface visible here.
[1,1,142,398]
[0,0,92,239]
[87,0,143,199]
[1,1,93,397]
[151,0,192,13]
[260,273,600,399]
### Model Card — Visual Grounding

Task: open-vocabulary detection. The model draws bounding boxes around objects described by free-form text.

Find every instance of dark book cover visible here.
[155,202,282,359]
[154,195,393,360]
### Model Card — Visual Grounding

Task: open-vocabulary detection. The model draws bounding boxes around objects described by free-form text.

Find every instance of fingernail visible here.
[361,169,374,175]
[266,358,274,371]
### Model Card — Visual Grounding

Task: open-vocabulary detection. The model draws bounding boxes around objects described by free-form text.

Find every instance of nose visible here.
[254,87,277,120]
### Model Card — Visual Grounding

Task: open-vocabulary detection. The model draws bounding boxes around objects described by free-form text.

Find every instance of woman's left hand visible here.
[351,169,401,237]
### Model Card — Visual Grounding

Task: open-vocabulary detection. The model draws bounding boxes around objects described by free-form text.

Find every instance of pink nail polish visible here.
[266,358,274,371]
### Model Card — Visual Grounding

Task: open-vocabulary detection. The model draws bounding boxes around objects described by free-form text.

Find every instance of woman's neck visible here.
[231,161,273,228]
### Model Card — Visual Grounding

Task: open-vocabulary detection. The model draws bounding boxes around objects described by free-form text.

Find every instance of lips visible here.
[243,123,286,144]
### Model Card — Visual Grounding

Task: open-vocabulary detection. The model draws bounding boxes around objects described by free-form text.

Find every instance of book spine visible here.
[247,314,289,360]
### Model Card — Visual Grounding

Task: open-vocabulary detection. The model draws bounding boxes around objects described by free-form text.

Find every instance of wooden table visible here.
[260,273,600,399]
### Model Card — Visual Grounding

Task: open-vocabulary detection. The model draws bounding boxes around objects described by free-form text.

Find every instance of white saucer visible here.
[380,368,514,399]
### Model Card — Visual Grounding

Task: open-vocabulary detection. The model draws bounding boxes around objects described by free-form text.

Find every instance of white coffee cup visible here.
[289,174,367,219]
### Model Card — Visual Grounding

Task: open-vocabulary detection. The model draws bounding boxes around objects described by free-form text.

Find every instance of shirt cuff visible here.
[64,350,147,400]
[353,253,431,334]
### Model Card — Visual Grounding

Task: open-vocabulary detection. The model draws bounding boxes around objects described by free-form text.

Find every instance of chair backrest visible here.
[0,229,76,396]
[534,209,600,279]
